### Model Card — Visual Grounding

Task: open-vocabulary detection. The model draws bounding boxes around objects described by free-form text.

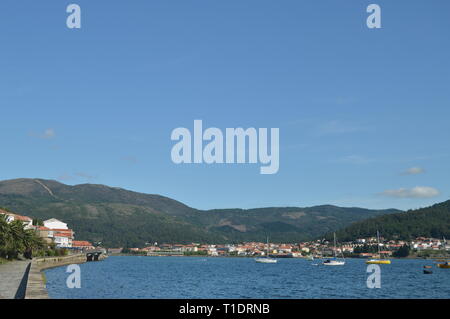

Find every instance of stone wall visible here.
[25,254,88,299]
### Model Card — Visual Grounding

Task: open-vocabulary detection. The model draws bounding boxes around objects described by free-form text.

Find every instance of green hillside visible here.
[0,178,400,247]
[331,200,450,241]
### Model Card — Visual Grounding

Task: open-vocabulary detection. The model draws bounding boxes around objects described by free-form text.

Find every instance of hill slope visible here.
[331,200,450,241]
[0,178,401,247]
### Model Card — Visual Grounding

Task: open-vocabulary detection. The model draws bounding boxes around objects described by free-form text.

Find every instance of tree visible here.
[0,215,12,258]
[393,244,410,258]
[0,214,46,260]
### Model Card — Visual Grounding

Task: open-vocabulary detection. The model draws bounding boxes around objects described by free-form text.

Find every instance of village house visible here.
[43,218,68,230]
[142,246,160,252]
[0,209,33,230]
[41,218,75,248]
[34,226,54,244]
[107,248,123,254]
[53,233,73,248]
[72,240,95,251]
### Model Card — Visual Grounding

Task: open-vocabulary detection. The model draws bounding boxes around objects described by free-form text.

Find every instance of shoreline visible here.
[110,254,436,260]
[24,253,107,299]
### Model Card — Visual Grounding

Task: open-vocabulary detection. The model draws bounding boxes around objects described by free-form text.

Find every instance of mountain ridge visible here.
[0,178,402,247]
[331,199,450,241]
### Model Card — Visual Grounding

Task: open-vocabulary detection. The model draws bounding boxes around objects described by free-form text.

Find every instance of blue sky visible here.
[0,0,449,211]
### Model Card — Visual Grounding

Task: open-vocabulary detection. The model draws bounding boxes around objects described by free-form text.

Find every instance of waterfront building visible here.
[0,209,33,229]
[43,218,68,230]
[72,241,95,251]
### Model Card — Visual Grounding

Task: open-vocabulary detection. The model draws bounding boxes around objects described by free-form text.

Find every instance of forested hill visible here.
[0,178,400,247]
[331,200,450,241]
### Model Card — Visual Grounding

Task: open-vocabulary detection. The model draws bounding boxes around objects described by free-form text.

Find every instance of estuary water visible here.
[44,256,450,299]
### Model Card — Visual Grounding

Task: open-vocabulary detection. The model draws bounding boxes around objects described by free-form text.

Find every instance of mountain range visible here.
[0,178,401,247]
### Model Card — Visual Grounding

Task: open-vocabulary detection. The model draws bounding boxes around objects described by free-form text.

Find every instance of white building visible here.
[54,233,72,248]
[43,218,68,230]
[0,210,33,230]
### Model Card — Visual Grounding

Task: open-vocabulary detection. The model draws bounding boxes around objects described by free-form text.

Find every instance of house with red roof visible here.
[0,208,33,230]
[72,241,95,250]
[54,232,73,248]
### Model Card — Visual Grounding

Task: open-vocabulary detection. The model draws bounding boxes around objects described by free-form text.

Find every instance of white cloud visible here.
[402,167,425,175]
[42,128,55,139]
[29,128,56,139]
[381,186,440,199]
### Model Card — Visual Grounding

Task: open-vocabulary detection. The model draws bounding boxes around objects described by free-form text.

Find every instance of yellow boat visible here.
[437,262,450,269]
[365,231,391,265]
[366,259,391,265]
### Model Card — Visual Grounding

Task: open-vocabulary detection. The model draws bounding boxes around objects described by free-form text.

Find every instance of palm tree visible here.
[0,215,46,260]
[7,220,26,259]
[23,229,45,259]
[0,215,12,258]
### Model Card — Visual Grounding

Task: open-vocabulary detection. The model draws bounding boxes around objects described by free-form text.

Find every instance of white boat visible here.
[322,233,345,266]
[323,259,345,266]
[255,257,278,263]
[255,237,277,264]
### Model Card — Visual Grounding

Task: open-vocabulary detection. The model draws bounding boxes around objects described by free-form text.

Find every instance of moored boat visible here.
[323,259,345,266]
[366,259,391,265]
[255,237,278,264]
[322,233,345,266]
[437,262,450,269]
[255,257,278,263]
[365,231,391,265]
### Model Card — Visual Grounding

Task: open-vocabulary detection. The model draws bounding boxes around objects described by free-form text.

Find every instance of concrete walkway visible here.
[0,260,31,299]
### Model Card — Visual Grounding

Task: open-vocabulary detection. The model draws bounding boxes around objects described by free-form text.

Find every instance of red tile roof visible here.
[73,241,93,247]
[0,211,32,222]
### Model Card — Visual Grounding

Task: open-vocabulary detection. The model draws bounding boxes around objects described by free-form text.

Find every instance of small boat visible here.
[366,259,391,265]
[423,265,433,274]
[255,257,278,263]
[255,237,277,264]
[306,255,314,261]
[365,231,391,265]
[323,259,345,266]
[437,262,450,269]
[322,233,345,266]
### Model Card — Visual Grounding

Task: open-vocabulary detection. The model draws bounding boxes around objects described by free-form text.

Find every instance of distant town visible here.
[118,237,450,259]
[2,209,449,259]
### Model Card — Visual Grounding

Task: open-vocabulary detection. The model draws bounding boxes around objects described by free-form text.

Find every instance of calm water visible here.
[45,256,450,299]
